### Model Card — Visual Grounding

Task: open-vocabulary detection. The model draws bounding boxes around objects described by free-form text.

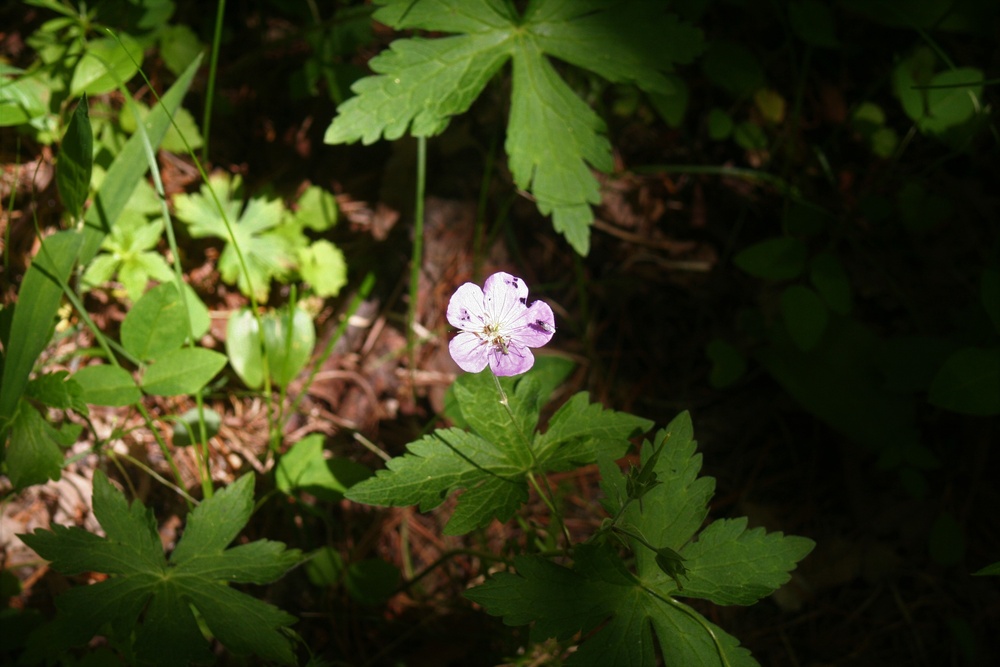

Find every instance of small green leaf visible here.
[276,434,371,501]
[788,0,840,48]
[733,121,768,150]
[73,364,142,406]
[170,407,221,447]
[733,237,807,280]
[982,268,1000,334]
[226,305,316,389]
[26,370,87,414]
[69,34,143,97]
[781,285,829,351]
[920,67,984,135]
[809,252,852,314]
[298,240,348,297]
[928,511,964,566]
[702,40,765,99]
[141,347,227,396]
[928,346,1000,416]
[174,173,295,301]
[56,95,93,220]
[680,517,816,605]
[263,305,316,387]
[707,107,734,140]
[292,185,338,231]
[158,24,203,77]
[226,308,265,389]
[7,403,66,488]
[0,71,50,126]
[973,562,1000,577]
[648,75,689,128]
[344,558,400,605]
[305,547,344,587]
[121,282,189,361]
[705,338,747,388]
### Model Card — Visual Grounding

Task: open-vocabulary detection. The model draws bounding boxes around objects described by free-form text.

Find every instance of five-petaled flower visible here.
[447,272,555,376]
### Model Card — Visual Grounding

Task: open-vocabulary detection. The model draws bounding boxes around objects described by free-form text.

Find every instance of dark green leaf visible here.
[344,558,400,605]
[780,285,829,351]
[733,237,807,280]
[19,471,301,665]
[928,346,1000,416]
[276,434,371,501]
[56,95,93,220]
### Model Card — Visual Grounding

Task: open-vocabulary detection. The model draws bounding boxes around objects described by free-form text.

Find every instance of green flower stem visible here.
[202,0,226,164]
[408,136,427,378]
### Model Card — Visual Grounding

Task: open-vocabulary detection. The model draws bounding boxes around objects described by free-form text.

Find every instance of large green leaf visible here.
[347,368,651,534]
[466,413,814,666]
[324,0,703,254]
[19,471,301,665]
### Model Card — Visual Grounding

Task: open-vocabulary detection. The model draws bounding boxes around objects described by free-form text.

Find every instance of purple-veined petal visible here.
[489,340,534,376]
[449,331,490,373]
[511,300,556,348]
[483,272,528,325]
[447,282,487,331]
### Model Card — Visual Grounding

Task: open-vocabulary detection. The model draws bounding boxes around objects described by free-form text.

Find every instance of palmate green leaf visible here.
[81,213,174,302]
[466,545,758,667]
[347,368,650,534]
[325,0,703,254]
[19,471,301,665]
[468,412,814,665]
[174,173,296,302]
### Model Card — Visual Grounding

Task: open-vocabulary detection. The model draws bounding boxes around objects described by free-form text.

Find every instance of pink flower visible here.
[446,272,555,376]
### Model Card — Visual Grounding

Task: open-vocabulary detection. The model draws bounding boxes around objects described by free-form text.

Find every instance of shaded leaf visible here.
[19,471,301,665]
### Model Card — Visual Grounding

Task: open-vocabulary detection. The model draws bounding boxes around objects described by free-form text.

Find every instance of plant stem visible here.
[408,136,427,379]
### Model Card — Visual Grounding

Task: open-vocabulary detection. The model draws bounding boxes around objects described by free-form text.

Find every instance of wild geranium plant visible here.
[348,274,815,664]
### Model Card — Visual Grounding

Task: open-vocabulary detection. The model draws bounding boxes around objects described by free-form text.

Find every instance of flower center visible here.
[481,322,510,355]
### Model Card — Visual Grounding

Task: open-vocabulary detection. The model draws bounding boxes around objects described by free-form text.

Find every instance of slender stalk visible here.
[202,0,226,164]
[408,136,428,377]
